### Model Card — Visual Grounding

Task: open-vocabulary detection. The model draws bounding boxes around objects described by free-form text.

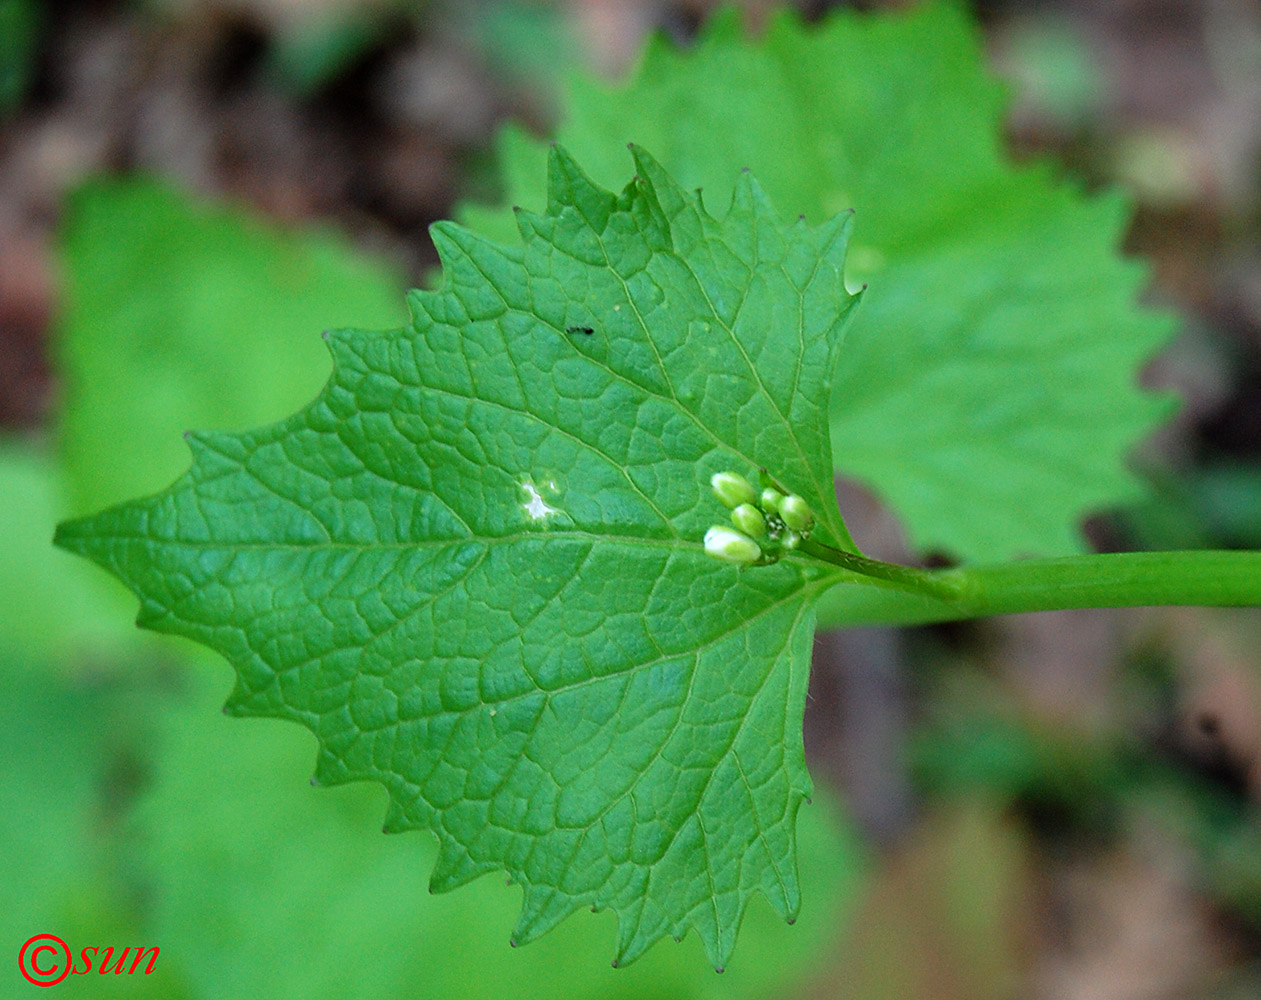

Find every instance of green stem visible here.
[811,550,1261,630]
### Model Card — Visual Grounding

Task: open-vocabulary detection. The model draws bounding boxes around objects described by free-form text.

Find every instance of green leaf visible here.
[459,2,1176,562]
[57,146,860,968]
[56,178,408,516]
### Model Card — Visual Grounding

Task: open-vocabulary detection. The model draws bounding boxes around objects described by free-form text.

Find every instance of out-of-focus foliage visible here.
[267,5,400,96]
[998,16,1104,130]
[0,0,39,116]
[56,179,407,514]
[457,0,578,100]
[832,802,1031,1000]
[1124,464,1261,552]
[911,669,1130,832]
[260,0,575,104]
[909,631,1261,934]
[0,445,128,664]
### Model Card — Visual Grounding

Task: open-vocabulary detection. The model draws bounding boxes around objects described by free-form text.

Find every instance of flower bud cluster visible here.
[703,471,815,566]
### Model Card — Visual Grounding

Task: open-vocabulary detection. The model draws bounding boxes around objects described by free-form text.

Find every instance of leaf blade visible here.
[57,146,858,967]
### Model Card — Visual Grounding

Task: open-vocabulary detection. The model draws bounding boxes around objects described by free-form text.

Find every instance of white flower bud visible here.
[779,494,814,533]
[760,488,784,514]
[731,503,767,538]
[710,471,757,509]
[704,525,762,565]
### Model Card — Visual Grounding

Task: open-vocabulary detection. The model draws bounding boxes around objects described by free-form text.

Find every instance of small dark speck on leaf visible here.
[741,166,750,173]
[610,960,619,969]
[512,205,520,213]
[509,938,517,948]
[786,916,796,925]
[321,329,330,340]
[566,326,594,336]
[798,214,806,221]
[715,966,725,974]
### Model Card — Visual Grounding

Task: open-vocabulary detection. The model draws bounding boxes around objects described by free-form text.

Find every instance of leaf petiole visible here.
[796,537,966,601]
[812,549,1261,629]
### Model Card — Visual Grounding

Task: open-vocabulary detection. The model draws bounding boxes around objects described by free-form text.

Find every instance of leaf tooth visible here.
[134,596,169,630]
[50,514,94,559]
[425,221,525,321]
[810,204,856,265]
[782,883,803,926]
[612,899,672,969]
[318,326,359,360]
[310,746,352,787]
[53,510,137,578]
[427,837,487,894]
[319,329,367,385]
[181,427,243,460]
[729,165,782,232]
[403,288,427,327]
[760,840,803,922]
[708,911,740,973]
[626,144,681,204]
[544,144,616,226]
[511,884,585,948]
[381,795,410,834]
[625,144,688,236]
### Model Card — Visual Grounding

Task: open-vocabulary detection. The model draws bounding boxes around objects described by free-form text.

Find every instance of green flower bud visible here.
[760,488,784,514]
[704,525,762,565]
[781,529,801,550]
[731,503,767,538]
[710,471,757,509]
[779,494,814,533]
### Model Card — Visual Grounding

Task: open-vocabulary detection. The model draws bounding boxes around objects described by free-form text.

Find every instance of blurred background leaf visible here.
[55,178,408,514]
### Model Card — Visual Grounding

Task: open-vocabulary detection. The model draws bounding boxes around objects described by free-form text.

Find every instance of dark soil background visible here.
[3,1,1260,997]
